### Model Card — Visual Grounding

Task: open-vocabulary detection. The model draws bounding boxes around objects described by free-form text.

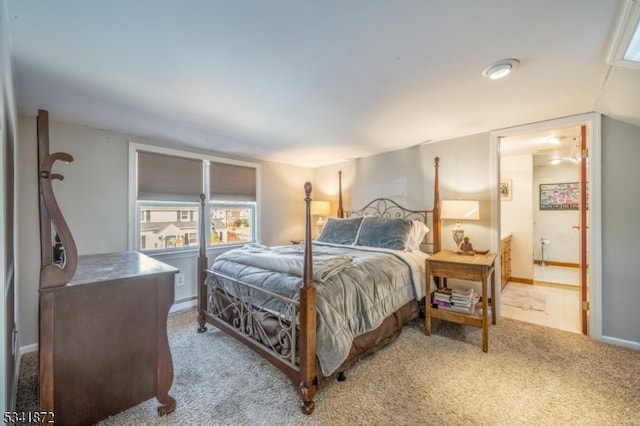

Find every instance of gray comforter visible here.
[207,242,426,376]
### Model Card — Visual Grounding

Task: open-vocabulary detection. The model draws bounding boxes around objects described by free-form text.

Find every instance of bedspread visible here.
[207,242,428,375]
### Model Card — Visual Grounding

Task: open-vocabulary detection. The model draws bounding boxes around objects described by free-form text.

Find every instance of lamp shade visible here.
[310,200,331,216]
[441,200,480,220]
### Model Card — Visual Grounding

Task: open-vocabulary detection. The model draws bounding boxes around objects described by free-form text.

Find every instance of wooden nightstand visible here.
[425,250,497,352]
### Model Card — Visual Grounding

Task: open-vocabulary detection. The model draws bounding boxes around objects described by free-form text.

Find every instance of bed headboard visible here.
[337,157,441,254]
[345,198,437,254]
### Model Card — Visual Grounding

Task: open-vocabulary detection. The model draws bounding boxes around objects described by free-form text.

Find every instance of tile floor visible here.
[501,265,581,334]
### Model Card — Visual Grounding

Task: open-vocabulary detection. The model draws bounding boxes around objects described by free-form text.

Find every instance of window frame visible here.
[128,142,260,254]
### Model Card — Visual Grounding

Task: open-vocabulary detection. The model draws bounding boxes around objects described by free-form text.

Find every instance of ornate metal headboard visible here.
[335,157,441,255]
[345,198,436,254]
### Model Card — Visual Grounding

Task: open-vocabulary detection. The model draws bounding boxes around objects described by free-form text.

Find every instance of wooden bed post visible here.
[433,157,441,254]
[298,182,317,414]
[337,170,344,218]
[197,193,208,332]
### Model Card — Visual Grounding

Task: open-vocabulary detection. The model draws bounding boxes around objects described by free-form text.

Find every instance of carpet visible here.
[501,285,546,312]
[15,310,640,425]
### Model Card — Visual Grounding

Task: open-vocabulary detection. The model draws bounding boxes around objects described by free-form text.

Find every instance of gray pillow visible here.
[356,217,413,250]
[316,217,364,245]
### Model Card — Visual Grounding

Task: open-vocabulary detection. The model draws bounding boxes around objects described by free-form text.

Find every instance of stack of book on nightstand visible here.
[432,287,480,314]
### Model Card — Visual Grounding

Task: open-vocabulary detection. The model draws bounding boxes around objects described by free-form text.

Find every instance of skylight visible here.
[624,19,640,62]
[609,0,640,69]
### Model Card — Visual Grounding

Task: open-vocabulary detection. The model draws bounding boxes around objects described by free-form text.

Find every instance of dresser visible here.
[39,251,178,425]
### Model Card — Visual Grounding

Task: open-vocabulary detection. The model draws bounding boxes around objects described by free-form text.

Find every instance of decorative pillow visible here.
[356,217,413,251]
[316,217,364,245]
[406,220,430,252]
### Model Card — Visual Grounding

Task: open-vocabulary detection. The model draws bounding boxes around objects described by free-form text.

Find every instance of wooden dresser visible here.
[500,234,512,288]
[39,251,178,425]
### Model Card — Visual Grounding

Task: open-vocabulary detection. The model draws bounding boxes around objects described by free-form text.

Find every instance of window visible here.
[138,204,199,250]
[210,204,255,245]
[208,161,257,247]
[130,143,259,253]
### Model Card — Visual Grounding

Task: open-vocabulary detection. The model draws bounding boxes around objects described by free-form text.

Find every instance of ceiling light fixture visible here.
[481,58,520,80]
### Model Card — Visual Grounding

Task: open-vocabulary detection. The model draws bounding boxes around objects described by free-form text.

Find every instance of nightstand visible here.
[425,250,497,352]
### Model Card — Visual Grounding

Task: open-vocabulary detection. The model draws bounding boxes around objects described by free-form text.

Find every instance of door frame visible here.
[489,112,602,339]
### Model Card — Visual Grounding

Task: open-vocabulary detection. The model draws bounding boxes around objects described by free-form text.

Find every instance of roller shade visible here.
[210,161,256,202]
[137,151,202,202]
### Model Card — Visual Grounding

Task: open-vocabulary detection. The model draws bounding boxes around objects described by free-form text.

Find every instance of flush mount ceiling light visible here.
[481,58,520,80]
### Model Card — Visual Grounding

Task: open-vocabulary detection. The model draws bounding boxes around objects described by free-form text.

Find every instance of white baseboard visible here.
[20,342,38,355]
[169,298,197,314]
[600,335,640,351]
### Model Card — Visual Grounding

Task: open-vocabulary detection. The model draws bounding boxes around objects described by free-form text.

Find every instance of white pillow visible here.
[406,220,430,252]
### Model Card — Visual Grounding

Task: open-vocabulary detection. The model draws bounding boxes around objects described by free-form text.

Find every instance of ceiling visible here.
[500,126,582,169]
[6,0,640,167]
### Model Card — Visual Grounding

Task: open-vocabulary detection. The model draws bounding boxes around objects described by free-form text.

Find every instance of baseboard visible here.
[20,342,39,355]
[169,298,197,315]
[533,260,579,268]
[600,335,640,351]
[508,276,534,284]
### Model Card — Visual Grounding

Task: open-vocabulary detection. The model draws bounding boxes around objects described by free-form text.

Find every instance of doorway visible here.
[500,125,582,333]
[489,113,602,338]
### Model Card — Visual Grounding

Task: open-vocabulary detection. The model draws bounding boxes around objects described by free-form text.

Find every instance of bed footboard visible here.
[204,271,300,370]
[197,182,318,414]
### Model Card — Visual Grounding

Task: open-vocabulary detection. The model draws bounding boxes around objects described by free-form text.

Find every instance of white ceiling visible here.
[7,0,640,167]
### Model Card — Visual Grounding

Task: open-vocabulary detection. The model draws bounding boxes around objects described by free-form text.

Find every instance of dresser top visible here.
[66,251,178,286]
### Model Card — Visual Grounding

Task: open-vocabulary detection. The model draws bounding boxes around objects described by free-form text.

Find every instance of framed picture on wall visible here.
[500,179,512,201]
[539,182,579,210]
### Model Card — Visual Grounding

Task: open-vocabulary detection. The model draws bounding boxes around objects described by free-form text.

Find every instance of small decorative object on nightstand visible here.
[291,239,303,245]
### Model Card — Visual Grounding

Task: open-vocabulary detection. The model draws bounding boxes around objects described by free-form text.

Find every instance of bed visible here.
[196,157,442,414]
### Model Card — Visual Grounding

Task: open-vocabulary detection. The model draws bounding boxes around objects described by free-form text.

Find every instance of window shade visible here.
[210,162,256,201]
[137,151,202,202]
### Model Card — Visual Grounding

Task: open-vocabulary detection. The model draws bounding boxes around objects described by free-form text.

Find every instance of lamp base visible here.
[452,228,464,248]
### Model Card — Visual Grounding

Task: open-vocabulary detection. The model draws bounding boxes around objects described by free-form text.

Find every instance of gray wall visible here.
[14,112,640,350]
[16,115,311,348]
[1,0,18,412]
[316,123,640,347]
[314,133,493,296]
[601,116,640,343]
[316,134,493,251]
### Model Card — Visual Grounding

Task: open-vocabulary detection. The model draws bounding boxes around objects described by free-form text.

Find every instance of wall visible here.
[601,116,640,343]
[1,0,18,412]
[314,133,493,294]
[500,155,533,281]
[532,162,579,264]
[16,115,312,348]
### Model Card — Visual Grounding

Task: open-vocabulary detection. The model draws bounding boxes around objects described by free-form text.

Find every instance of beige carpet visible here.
[16,310,640,425]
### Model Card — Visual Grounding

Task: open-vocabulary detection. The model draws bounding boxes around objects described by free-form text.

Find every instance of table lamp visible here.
[310,200,331,236]
[441,200,480,247]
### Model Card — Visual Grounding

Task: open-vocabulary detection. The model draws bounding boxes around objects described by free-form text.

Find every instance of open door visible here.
[579,125,588,334]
